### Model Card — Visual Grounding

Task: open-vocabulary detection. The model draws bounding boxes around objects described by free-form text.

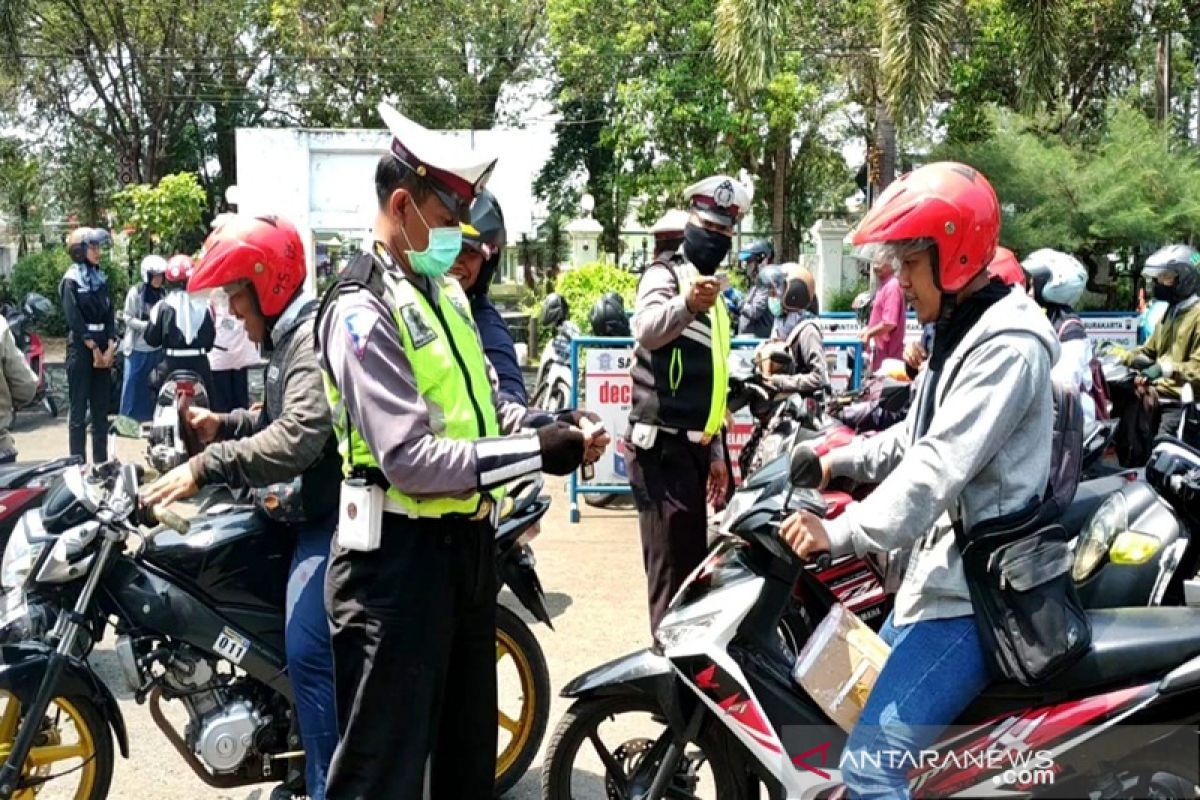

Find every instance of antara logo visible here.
[791,741,833,779]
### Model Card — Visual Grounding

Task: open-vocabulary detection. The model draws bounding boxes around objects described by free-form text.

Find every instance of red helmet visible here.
[189,215,306,318]
[165,254,195,284]
[987,246,1025,287]
[851,162,1000,293]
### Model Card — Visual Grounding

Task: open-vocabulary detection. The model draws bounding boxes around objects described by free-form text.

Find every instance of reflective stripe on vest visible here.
[674,263,731,436]
[327,272,501,518]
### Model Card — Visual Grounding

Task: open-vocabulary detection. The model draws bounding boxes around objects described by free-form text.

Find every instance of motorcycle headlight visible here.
[1073,493,1127,582]
[1,515,46,590]
[1108,530,1161,566]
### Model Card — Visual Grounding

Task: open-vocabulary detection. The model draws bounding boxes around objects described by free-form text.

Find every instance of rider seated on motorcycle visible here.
[755,264,828,397]
[449,190,527,406]
[780,162,1058,800]
[143,255,216,395]
[1120,244,1200,439]
[142,215,342,800]
[737,239,775,338]
[1022,248,1097,427]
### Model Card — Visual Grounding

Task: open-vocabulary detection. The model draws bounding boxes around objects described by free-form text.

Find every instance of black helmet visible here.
[1144,244,1200,301]
[66,227,111,264]
[590,292,630,337]
[739,239,773,263]
[541,293,569,328]
[460,190,506,296]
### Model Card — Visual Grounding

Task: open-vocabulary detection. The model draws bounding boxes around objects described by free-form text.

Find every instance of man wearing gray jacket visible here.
[0,316,37,461]
[783,163,1057,800]
[142,215,340,800]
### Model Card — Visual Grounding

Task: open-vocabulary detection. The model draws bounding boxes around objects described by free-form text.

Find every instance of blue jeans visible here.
[842,614,992,799]
[119,349,162,421]
[286,516,338,800]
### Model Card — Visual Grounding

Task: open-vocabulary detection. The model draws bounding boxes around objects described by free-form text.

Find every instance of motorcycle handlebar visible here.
[144,505,190,535]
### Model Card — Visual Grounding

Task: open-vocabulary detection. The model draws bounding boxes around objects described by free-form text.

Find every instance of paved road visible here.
[9,410,653,800]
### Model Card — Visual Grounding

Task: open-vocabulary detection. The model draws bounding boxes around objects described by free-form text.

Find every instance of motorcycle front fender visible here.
[560,648,672,702]
[498,549,553,629]
[0,642,129,758]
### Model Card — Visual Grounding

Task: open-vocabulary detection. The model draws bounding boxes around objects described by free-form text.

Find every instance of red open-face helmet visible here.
[988,246,1025,288]
[189,215,306,317]
[165,254,195,284]
[851,162,1001,293]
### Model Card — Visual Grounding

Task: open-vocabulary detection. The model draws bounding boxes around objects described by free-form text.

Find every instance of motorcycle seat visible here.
[981,607,1200,700]
[0,456,82,489]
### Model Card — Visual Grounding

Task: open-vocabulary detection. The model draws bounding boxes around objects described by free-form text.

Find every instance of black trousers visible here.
[324,516,497,800]
[626,432,712,633]
[65,343,110,463]
[210,368,250,413]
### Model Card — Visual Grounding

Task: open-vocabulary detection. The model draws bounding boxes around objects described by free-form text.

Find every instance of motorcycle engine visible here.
[163,649,265,774]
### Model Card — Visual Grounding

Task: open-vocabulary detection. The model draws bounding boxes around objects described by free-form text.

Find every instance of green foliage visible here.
[10,248,130,337]
[0,138,43,257]
[111,173,208,262]
[553,263,639,332]
[939,103,1200,304]
[827,279,869,313]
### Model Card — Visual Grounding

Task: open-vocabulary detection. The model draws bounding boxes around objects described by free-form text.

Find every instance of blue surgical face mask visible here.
[401,200,462,277]
[768,297,784,317]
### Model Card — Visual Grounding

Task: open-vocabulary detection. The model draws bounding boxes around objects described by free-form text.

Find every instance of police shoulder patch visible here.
[399,304,438,349]
[343,309,379,361]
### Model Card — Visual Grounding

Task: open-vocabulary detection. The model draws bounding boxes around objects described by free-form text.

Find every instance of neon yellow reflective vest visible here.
[325,269,500,518]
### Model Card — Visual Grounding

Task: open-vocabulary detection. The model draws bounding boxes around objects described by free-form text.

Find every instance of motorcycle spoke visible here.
[19,742,87,767]
[498,710,520,734]
[0,695,20,744]
[588,731,630,795]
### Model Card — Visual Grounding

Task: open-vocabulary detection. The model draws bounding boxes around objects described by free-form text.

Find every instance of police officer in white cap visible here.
[316,104,607,799]
[627,174,752,633]
[649,208,688,259]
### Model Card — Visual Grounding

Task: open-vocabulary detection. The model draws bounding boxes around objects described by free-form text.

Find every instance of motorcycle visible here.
[0,439,555,798]
[3,294,57,423]
[531,295,578,414]
[727,349,823,482]
[544,439,1200,799]
[144,370,209,474]
[0,456,83,560]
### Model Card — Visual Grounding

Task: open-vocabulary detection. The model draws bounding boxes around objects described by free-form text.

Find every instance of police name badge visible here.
[399,304,438,349]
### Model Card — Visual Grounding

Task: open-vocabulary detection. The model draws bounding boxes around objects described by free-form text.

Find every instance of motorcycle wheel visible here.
[541,695,749,800]
[0,691,113,800]
[495,605,550,797]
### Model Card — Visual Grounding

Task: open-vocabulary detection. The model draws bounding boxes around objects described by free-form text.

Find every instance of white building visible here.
[234,125,556,291]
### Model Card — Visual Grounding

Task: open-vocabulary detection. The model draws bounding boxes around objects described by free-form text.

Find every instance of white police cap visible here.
[378,102,498,221]
[683,175,752,227]
[650,209,689,236]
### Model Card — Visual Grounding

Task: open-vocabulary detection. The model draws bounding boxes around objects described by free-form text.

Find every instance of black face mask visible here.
[1152,281,1179,304]
[683,224,731,275]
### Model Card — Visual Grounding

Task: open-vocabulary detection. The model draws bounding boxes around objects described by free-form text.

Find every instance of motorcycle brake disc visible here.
[606,738,654,800]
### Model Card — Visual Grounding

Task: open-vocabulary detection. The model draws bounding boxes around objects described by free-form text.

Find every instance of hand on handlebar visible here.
[187,407,222,444]
[780,510,833,564]
[140,462,200,509]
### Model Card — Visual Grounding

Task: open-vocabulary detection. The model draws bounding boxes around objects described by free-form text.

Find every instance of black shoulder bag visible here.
[924,344,1092,687]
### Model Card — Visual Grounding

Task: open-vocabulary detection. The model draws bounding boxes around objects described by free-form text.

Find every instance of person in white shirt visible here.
[208,296,260,412]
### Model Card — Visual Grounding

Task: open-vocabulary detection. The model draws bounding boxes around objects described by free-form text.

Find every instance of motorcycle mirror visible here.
[109,416,143,439]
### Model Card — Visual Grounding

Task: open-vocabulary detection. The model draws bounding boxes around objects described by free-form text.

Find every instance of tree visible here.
[0,138,44,256]
[939,104,1200,305]
[111,172,208,262]
[268,0,545,130]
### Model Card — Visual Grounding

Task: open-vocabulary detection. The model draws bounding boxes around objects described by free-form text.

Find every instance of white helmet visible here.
[140,254,168,283]
[1021,248,1088,308]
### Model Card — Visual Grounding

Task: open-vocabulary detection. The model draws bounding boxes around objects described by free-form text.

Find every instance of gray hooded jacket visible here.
[824,288,1060,625]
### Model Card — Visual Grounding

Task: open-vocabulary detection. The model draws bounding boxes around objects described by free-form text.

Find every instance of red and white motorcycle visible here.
[543,439,1200,799]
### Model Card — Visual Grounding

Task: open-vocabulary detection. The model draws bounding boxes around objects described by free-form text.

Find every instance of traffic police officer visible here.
[627,175,752,632]
[317,103,605,800]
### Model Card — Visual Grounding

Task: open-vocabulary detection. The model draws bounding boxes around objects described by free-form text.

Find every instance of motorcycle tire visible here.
[0,691,114,800]
[495,604,550,797]
[541,694,749,800]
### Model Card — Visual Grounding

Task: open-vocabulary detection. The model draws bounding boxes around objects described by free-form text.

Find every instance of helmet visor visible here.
[850,238,934,272]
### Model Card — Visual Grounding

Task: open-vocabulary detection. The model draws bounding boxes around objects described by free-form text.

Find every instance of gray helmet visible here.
[756,265,786,295]
[461,190,506,297]
[1144,244,1200,299]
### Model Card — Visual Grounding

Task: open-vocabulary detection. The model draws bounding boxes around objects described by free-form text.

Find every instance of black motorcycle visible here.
[727,349,822,481]
[0,454,553,798]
